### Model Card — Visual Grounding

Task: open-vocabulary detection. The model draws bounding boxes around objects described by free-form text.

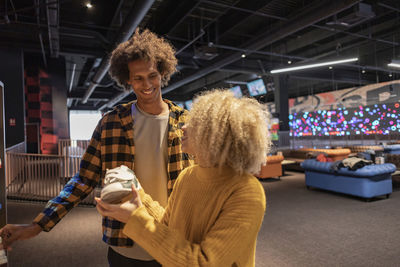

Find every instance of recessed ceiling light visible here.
[329,66,333,69]
[241,54,246,58]
[86,2,93,8]
[288,60,292,64]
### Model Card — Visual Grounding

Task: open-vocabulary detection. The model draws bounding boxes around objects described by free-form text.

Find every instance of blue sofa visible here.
[383,144,400,154]
[301,159,395,200]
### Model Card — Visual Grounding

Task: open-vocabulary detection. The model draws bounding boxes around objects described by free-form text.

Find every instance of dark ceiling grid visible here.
[177,0,351,99]
[1,0,400,110]
[233,1,399,98]
[161,0,361,99]
[201,0,279,48]
[292,10,400,75]
[305,10,398,58]
[163,0,290,99]
[243,1,396,79]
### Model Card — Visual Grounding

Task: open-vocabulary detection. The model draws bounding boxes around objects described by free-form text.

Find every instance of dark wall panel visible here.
[0,48,25,148]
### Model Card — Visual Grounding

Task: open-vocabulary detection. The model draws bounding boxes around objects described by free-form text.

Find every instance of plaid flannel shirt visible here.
[33,99,192,247]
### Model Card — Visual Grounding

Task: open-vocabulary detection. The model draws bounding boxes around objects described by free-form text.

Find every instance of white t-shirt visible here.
[112,103,169,260]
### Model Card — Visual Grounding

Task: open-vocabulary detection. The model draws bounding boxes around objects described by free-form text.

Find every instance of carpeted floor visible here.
[5,172,400,267]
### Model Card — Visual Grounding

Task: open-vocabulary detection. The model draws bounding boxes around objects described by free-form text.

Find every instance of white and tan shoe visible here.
[100,165,140,204]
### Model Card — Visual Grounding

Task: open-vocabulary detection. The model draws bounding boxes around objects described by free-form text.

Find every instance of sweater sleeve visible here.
[139,190,165,223]
[123,180,266,266]
[139,172,181,225]
[33,120,103,231]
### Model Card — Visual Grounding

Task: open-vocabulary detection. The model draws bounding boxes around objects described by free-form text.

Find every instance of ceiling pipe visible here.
[161,0,361,95]
[204,0,397,46]
[82,0,156,104]
[35,0,47,67]
[46,0,59,58]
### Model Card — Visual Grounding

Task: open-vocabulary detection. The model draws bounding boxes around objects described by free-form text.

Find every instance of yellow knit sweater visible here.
[123,164,266,267]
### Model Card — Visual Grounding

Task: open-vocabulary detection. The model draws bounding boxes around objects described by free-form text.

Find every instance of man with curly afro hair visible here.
[0,29,192,267]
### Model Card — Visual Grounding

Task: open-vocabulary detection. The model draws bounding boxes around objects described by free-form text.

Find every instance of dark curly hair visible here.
[108,28,178,90]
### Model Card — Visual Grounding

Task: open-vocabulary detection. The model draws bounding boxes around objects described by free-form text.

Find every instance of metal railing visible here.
[6,153,62,202]
[5,140,95,205]
[58,139,90,179]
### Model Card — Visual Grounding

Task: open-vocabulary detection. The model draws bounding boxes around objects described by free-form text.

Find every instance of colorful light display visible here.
[289,102,400,137]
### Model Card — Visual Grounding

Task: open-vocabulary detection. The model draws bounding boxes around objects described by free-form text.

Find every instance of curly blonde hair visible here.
[187,90,272,175]
[109,28,177,89]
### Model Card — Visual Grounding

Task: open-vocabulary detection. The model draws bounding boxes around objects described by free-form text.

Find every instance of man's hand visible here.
[95,184,142,223]
[0,223,42,251]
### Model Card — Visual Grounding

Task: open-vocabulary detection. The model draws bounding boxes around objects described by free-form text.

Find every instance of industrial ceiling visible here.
[1,0,400,111]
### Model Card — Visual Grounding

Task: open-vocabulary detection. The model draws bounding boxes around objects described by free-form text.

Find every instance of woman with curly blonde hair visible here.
[96,90,271,266]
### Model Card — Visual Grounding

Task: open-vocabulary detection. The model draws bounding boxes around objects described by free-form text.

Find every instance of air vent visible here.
[326,3,375,28]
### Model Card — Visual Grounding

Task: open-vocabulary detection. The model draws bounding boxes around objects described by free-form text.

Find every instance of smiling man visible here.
[0,29,192,267]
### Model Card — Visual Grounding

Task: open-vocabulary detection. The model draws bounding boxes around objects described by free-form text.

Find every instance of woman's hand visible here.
[95,184,142,223]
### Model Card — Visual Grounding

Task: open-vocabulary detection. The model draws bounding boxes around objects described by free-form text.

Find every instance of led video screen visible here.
[289,102,400,137]
[247,79,267,97]
[230,86,243,98]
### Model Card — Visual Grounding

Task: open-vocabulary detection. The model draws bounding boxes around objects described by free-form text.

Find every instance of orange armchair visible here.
[256,155,284,179]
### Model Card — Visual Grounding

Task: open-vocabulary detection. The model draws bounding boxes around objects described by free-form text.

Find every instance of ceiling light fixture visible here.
[241,54,246,58]
[86,2,93,8]
[270,57,358,74]
[388,60,400,68]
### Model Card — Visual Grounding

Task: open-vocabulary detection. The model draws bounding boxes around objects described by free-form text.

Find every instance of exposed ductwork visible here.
[161,0,361,95]
[81,0,156,104]
[46,0,59,58]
